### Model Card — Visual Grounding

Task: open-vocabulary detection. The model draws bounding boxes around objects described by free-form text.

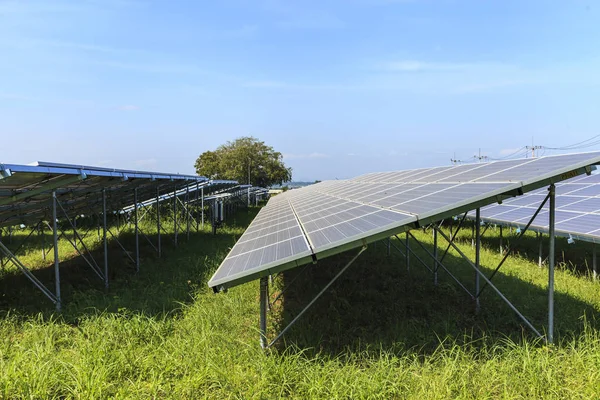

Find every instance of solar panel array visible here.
[472,173,600,243]
[0,161,207,228]
[208,152,600,290]
[120,179,238,213]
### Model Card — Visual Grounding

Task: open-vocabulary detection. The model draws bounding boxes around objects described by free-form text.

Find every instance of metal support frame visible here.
[433,228,438,286]
[405,232,410,271]
[201,187,204,229]
[52,191,61,311]
[134,188,140,273]
[475,208,481,313]
[548,184,556,344]
[157,187,162,258]
[102,189,109,289]
[499,225,503,255]
[593,245,597,281]
[260,245,367,349]
[538,232,543,268]
[435,227,544,339]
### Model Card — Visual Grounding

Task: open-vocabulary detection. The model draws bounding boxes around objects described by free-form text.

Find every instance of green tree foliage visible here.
[195,136,292,187]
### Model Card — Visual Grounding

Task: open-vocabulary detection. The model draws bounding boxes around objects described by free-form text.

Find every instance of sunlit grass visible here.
[0,208,599,398]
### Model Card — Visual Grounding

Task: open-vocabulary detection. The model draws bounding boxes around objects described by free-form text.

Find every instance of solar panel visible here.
[473,171,600,242]
[0,161,207,228]
[208,152,600,290]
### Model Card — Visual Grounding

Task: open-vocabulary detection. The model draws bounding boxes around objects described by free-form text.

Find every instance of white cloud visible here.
[283,152,329,160]
[118,105,140,111]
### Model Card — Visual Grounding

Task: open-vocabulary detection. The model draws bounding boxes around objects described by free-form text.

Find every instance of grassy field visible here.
[0,207,599,398]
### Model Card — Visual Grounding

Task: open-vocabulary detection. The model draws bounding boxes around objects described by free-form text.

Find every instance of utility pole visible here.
[450,152,465,165]
[526,145,544,158]
[473,148,488,163]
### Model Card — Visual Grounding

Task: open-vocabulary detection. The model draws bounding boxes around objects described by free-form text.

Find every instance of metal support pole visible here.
[405,232,410,271]
[499,225,503,255]
[102,189,108,289]
[475,208,481,313]
[195,182,200,232]
[548,184,556,344]
[538,232,543,268]
[157,188,162,258]
[41,224,46,261]
[260,277,268,349]
[201,187,204,229]
[186,186,190,240]
[134,188,140,273]
[52,191,61,311]
[173,192,178,246]
[433,228,438,286]
[593,245,597,281]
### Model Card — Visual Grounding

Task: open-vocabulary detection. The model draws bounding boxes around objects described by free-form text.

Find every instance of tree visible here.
[194,136,292,187]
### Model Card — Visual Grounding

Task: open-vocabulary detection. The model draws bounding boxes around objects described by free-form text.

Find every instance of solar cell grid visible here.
[209,152,600,290]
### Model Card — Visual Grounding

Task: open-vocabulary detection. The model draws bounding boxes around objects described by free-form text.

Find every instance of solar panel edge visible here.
[207,250,314,290]
[469,215,600,244]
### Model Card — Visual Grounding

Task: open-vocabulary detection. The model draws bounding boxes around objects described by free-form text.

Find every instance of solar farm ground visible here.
[0,207,599,398]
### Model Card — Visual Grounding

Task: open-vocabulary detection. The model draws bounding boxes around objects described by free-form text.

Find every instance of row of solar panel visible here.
[474,172,600,240]
[209,152,600,290]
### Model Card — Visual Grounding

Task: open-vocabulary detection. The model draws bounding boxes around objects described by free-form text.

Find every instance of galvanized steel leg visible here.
[102,189,109,289]
[41,224,46,261]
[173,192,178,246]
[157,188,162,258]
[201,187,204,230]
[134,188,140,273]
[548,184,556,344]
[405,232,410,271]
[593,245,597,281]
[433,228,438,286]
[260,277,268,349]
[475,208,481,313]
[538,232,543,268]
[195,182,200,232]
[52,191,61,311]
[186,186,190,240]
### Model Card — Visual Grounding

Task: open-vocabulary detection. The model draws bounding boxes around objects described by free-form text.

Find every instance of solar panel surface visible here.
[0,161,207,228]
[471,172,600,243]
[208,152,600,290]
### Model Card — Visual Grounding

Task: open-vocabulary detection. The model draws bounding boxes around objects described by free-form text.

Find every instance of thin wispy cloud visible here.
[283,152,329,160]
[118,105,140,111]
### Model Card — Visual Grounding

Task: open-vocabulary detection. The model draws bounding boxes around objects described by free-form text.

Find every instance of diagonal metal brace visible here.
[403,232,475,299]
[265,245,368,349]
[477,191,550,297]
[435,227,544,339]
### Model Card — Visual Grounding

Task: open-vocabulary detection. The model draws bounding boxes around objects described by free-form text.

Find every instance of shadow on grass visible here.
[0,208,259,321]
[275,233,600,357]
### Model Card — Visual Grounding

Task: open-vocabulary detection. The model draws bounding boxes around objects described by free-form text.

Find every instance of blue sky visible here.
[1,0,599,181]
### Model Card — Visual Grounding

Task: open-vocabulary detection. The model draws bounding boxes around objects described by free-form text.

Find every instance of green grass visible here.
[0,208,599,398]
